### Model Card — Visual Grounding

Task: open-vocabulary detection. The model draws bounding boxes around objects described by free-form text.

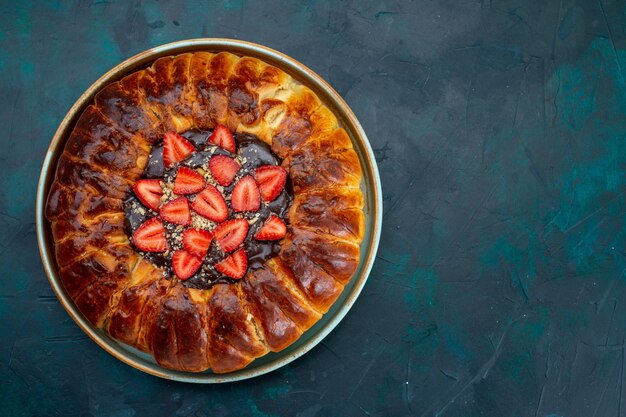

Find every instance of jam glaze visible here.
[123,130,292,290]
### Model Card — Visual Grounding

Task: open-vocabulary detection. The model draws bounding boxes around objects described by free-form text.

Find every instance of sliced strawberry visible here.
[159,197,191,225]
[215,249,248,279]
[209,155,240,186]
[182,228,213,258]
[254,215,287,241]
[207,124,236,153]
[132,217,168,252]
[231,175,261,212]
[255,165,287,202]
[173,166,205,194]
[213,218,249,252]
[172,250,203,280]
[191,185,228,223]
[163,130,195,168]
[133,179,163,211]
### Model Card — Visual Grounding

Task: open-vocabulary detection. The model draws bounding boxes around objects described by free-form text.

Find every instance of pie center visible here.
[123,126,292,290]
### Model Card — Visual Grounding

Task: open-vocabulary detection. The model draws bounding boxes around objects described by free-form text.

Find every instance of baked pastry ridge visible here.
[46,51,365,373]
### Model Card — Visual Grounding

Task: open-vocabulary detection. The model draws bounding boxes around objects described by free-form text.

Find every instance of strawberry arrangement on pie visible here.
[128,127,290,284]
[46,51,364,373]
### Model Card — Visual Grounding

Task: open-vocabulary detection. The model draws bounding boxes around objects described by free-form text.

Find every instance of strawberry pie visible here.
[45,52,364,373]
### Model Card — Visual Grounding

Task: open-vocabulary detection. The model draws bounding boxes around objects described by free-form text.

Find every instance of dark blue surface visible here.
[2,1,626,416]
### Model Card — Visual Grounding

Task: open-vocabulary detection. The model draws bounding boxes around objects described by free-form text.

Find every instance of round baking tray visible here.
[36,39,382,383]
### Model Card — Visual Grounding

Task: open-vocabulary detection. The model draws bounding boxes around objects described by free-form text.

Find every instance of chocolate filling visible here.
[123,129,292,290]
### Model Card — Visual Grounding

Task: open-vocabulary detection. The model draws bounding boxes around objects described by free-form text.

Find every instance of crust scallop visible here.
[46,52,364,373]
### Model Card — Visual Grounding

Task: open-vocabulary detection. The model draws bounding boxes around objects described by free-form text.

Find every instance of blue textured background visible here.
[2,1,626,416]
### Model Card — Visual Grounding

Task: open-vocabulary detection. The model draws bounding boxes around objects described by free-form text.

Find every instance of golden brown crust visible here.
[290,187,364,242]
[241,268,303,351]
[206,284,269,373]
[46,51,364,373]
[173,287,210,371]
[283,130,362,194]
[147,285,211,372]
[147,285,182,370]
[192,52,238,130]
[62,247,135,327]
[106,259,168,349]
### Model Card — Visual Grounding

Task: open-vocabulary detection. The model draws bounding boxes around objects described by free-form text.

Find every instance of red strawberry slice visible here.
[159,197,191,225]
[215,249,248,279]
[172,250,203,280]
[173,166,205,194]
[133,179,163,211]
[209,155,240,186]
[254,215,287,241]
[182,228,213,258]
[132,217,168,252]
[191,185,228,223]
[255,165,287,202]
[207,124,236,153]
[213,218,249,252]
[163,130,195,168]
[231,175,261,212]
